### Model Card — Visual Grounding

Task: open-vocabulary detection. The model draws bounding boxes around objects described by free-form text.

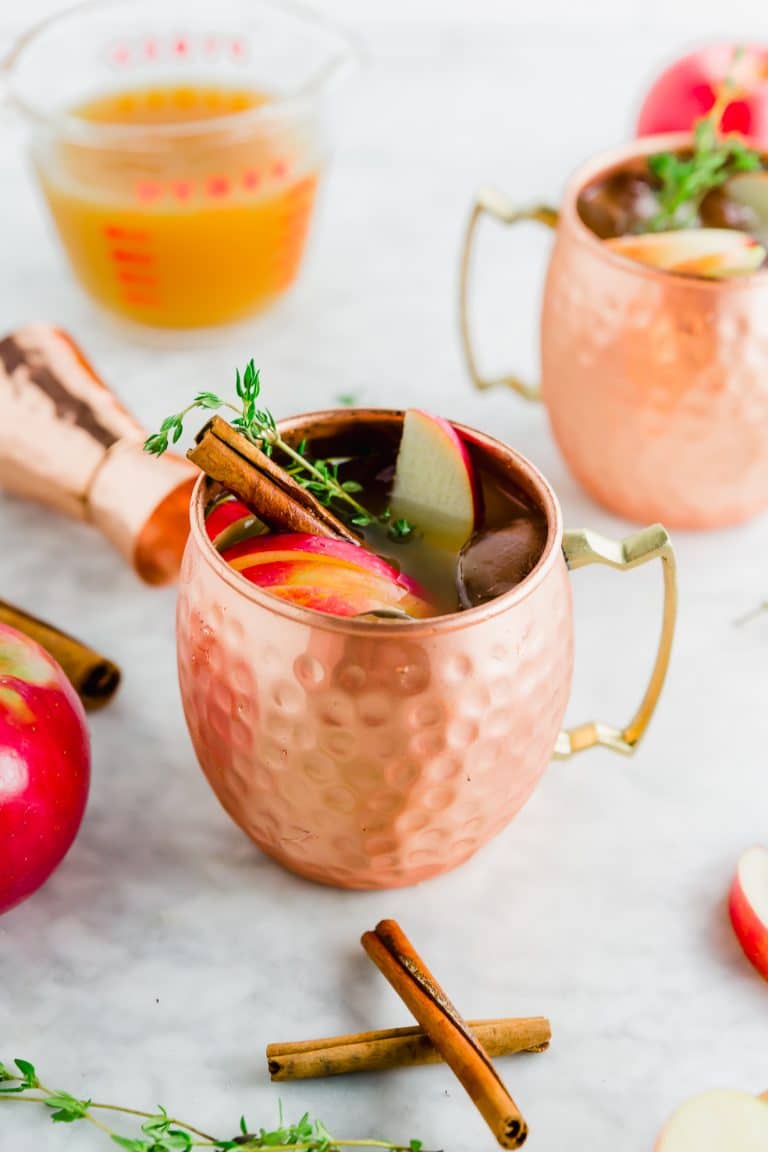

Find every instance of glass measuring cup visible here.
[3,0,355,329]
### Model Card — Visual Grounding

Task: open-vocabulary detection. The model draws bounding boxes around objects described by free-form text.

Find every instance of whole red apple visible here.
[0,621,90,915]
[637,43,768,145]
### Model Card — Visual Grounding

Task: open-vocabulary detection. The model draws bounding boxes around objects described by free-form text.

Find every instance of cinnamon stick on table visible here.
[0,600,120,711]
[188,416,358,544]
[267,1016,550,1081]
[362,919,530,1149]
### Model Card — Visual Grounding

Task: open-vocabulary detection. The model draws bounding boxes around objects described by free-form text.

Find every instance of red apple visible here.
[221,534,434,619]
[0,622,90,915]
[389,409,479,551]
[205,496,265,550]
[729,846,768,980]
[605,228,765,276]
[637,43,768,144]
[654,1090,768,1151]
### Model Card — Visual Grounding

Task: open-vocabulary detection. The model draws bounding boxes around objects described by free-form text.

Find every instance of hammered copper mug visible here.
[460,133,768,530]
[177,410,677,890]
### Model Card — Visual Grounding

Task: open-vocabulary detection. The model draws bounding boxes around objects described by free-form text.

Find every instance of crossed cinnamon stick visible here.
[268,920,543,1148]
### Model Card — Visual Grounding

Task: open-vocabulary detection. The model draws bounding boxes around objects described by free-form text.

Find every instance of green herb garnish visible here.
[647,47,762,231]
[0,1059,427,1152]
[145,361,414,539]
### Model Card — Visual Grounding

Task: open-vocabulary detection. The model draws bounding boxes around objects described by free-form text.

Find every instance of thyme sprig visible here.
[648,46,763,231]
[0,1059,427,1152]
[145,362,414,540]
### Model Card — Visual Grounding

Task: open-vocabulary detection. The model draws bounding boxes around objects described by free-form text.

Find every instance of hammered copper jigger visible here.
[0,325,196,583]
[460,133,768,530]
[177,409,678,890]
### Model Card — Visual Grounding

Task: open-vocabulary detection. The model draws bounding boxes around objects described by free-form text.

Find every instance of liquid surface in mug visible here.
[577,150,768,278]
[204,417,549,619]
[39,84,319,328]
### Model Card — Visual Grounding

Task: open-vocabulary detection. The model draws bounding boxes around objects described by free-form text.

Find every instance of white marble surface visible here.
[1,5,767,1151]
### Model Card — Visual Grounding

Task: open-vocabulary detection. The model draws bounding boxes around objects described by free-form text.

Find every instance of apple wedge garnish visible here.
[729,846,768,981]
[205,496,266,551]
[605,228,766,277]
[726,172,768,238]
[654,1090,768,1151]
[221,533,434,619]
[389,409,479,551]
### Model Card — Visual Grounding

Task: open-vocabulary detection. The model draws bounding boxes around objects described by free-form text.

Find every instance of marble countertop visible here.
[1,5,767,1151]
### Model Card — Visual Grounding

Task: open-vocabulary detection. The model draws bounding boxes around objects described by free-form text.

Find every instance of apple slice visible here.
[726,172,768,238]
[674,239,766,277]
[729,846,768,980]
[605,228,765,277]
[655,1090,768,1151]
[389,409,479,550]
[205,496,266,551]
[220,533,434,619]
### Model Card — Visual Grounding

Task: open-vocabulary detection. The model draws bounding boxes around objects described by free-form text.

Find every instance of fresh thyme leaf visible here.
[145,364,423,538]
[45,1092,91,1122]
[14,1059,38,1088]
[194,392,225,410]
[336,392,359,406]
[647,45,763,231]
[0,1062,431,1152]
[389,518,415,540]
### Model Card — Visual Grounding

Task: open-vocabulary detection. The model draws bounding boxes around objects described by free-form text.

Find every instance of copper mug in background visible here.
[177,409,677,890]
[460,133,768,530]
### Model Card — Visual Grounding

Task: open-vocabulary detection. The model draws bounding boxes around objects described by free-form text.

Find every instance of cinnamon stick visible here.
[0,600,120,711]
[189,416,358,543]
[362,919,529,1149]
[267,1016,550,1081]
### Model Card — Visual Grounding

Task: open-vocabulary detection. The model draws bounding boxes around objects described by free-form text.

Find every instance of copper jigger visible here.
[0,325,196,584]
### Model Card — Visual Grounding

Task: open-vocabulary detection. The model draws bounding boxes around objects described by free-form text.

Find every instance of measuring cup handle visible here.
[459,188,558,401]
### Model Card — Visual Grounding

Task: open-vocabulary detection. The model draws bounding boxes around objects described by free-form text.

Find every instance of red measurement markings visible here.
[231,39,245,57]
[207,176,230,198]
[111,43,131,65]
[243,169,261,190]
[271,160,289,181]
[174,38,188,55]
[104,224,150,242]
[137,181,164,203]
[104,220,159,308]
[112,248,153,265]
[144,38,158,58]
[171,181,193,201]
[117,269,157,285]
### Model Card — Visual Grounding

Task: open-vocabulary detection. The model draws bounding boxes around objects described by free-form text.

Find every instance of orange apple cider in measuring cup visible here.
[39,83,320,327]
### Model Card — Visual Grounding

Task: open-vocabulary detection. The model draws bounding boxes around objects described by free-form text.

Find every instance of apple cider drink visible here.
[577,82,768,277]
[199,408,548,620]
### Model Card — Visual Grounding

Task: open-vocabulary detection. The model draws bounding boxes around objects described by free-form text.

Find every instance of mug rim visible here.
[561,130,768,290]
[188,407,564,636]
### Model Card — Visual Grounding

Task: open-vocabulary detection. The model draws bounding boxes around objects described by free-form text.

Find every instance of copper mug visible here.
[177,409,677,890]
[460,133,768,530]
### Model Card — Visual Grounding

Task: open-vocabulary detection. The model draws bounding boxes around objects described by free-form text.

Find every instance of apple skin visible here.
[605,228,765,276]
[728,847,768,981]
[637,43,768,144]
[221,533,434,619]
[0,622,90,915]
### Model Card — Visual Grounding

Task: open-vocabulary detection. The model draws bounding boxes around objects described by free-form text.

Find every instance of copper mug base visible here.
[177,410,677,890]
[461,134,768,531]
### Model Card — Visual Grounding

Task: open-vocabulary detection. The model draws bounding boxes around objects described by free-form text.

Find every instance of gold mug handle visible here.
[555,524,678,759]
[459,188,559,400]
